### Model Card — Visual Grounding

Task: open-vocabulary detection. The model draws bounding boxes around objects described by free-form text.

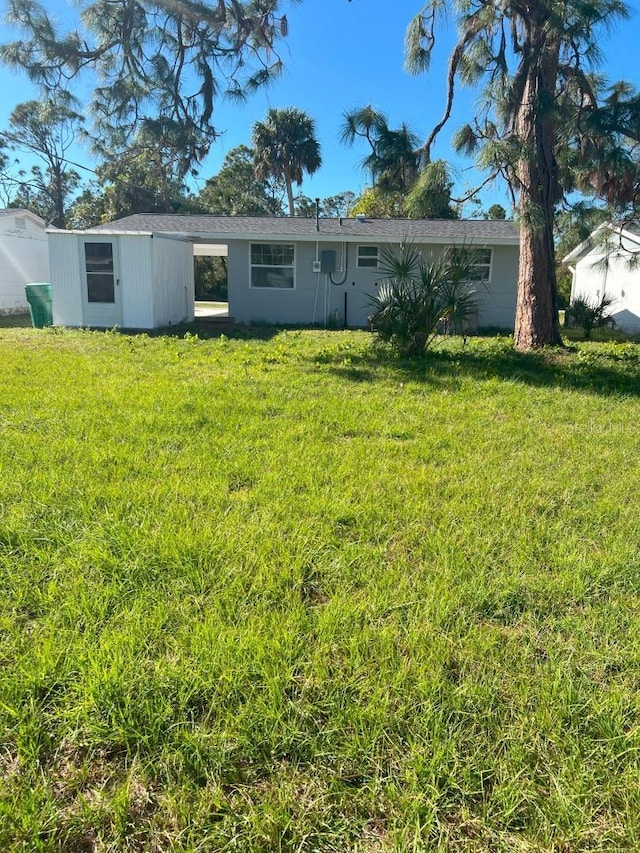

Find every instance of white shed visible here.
[0,209,50,314]
[48,229,195,329]
[564,223,640,334]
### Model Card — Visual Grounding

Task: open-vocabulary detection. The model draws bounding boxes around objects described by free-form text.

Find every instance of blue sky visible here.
[1,0,639,213]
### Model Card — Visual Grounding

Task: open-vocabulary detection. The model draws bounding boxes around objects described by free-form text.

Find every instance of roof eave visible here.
[562,222,610,264]
[562,221,640,264]
[163,230,520,245]
[47,228,155,236]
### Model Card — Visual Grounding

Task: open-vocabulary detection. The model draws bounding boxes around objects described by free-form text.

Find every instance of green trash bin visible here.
[25,283,53,329]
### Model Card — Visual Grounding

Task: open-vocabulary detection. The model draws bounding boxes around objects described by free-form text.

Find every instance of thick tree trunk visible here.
[514,220,562,348]
[513,30,563,350]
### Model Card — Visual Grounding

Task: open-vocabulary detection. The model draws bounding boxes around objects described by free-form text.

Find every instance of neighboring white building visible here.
[48,214,520,331]
[563,222,640,334]
[0,209,50,314]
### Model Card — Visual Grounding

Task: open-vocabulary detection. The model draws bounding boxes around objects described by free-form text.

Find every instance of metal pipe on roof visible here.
[315,198,320,232]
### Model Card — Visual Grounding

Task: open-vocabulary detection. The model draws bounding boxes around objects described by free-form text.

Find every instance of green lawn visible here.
[1,326,639,851]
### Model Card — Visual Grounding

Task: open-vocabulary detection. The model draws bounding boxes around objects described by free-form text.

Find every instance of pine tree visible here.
[405,0,632,349]
[1,0,294,171]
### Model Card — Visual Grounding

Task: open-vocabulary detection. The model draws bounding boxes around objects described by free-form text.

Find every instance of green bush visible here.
[368,243,483,356]
[194,255,228,301]
[567,292,615,338]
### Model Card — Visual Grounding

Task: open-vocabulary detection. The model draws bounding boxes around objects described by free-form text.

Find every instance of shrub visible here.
[567,292,615,338]
[368,243,483,356]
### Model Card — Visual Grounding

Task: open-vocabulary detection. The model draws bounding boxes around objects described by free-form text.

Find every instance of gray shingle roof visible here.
[93,213,519,243]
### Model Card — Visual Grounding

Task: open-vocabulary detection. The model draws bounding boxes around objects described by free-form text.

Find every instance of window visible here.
[357,246,379,268]
[446,247,492,282]
[85,242,115,303]
[250,243,295,288]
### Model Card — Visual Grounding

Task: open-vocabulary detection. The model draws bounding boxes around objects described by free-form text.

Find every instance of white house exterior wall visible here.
[0,216,50,313]
[152,236,194,327]
[571,243,640,333]
[228,239,519,329]
[119,236,154,328]
[49,233,84,327]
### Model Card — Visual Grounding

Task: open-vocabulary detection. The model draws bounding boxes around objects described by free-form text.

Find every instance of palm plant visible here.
[340,107,419,194]
[252,108,322,216]
[369,243,483,355]
[567,293,615,338]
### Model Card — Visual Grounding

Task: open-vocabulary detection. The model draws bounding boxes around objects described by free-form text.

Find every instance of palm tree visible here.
[252,108,322,216]
[340,107,419,194]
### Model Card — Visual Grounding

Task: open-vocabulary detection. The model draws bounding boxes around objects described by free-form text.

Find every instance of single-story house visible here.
[47,214,520,330]
[563,222,640,334]
[0,209,50,314]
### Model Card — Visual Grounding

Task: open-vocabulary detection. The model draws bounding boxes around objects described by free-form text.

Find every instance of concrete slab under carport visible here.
[194,301,228,319]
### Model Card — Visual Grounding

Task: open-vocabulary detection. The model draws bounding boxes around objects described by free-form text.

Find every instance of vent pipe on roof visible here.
[315,197,320,232]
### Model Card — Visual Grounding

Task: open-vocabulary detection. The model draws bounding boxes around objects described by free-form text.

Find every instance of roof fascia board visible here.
[46,228,154,236]
[172,230,519,246]
[149,232,192,243]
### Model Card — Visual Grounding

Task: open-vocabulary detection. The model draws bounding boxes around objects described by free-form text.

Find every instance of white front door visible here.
[82,239,122,327]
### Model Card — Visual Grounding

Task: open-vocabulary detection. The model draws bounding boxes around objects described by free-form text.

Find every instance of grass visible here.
[1,325,639,851]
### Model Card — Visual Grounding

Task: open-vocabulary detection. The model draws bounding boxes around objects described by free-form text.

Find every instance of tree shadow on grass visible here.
[0,312,32,329]
[121,320,284,342]
[316,341,640,399]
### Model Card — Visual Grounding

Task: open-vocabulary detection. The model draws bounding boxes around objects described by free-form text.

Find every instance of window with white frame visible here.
[85,242,116,303]
[357,245,379,268]
[446,247,492,282]
[250,243,295,288]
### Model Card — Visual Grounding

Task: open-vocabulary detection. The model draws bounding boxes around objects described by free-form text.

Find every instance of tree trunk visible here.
[514,219,562,348]
[513,30,563,350]
[52,162,66,230]
[284,165,295,216]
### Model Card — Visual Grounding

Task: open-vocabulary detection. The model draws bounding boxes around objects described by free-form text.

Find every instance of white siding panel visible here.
[119,236,154,329]
[574,251,607,303]
[573,246,640,333]
[606,254,640,332]
[0,214,45,238]
[152,237,194,327]
[49,233,84,326]
[0,231,50,313]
